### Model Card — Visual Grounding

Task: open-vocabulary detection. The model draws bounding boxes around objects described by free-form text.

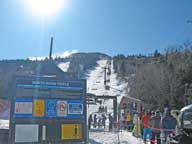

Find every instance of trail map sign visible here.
[10,76,87,144]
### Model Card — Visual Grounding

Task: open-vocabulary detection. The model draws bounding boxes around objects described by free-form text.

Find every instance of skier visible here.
[108,113,114,131]
[140,109,145,137]
[141,110,151,144]
[98,118,102,128]
[149,110,161,144]
[119,113,125,129]
[161,108,177,142]
[88,114,93,130]
[93,114,97,128]
[101,105,104,113]
[132,112,141,137]
[125,111,132,130]
[99,106,102,113]
[102,114,107,129]
[166,104,192,144]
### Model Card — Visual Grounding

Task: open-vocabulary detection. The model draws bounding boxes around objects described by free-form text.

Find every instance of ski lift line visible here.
[142,122,176,133]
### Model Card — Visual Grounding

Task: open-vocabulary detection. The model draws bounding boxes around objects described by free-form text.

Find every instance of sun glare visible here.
[26,0,64,18]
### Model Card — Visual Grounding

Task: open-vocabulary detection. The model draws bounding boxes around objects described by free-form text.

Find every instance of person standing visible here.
[149,110,161,144]
[171,110,180,134]
[88,114,93,130]
[161,108,177,142]
[125,111,132,130]
[140,109,145,137]
[132,112,141,137]
[141,111,151,144]
[102,114,107,129]
[108,113,114,131]
[120,113,125,129]
[93,114,97,128]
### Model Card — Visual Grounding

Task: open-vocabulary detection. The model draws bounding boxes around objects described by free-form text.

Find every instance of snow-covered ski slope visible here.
[87,59,140,144]
[58,62,70,72]
[87,59,127,96]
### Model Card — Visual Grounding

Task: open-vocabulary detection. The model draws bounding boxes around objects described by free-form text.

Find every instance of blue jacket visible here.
[109,115,114,123]
[161,115,177,136]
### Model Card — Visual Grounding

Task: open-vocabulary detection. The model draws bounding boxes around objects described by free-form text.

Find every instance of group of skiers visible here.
[98,105,107,113]
[88,104,192,144]
[119,108,178,144]
[88,113,114,131]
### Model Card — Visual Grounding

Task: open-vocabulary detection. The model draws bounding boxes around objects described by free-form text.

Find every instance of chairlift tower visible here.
[103,67,107,85]
[49,37,54,60]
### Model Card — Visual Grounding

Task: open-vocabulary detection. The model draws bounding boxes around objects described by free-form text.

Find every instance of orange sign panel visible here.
[61,124,82,140]
[34,100,45,117]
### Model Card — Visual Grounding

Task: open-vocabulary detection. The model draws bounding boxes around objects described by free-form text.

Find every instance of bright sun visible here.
[26,0,64,18]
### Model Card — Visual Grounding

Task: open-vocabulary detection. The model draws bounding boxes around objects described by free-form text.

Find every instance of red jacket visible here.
[142,114,151,128]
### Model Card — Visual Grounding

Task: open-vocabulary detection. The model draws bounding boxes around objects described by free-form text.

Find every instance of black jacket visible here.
[149,115,161,133]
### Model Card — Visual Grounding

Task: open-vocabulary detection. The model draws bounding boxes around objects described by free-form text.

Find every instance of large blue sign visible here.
[11,76,87,144]
[13,77,86,119]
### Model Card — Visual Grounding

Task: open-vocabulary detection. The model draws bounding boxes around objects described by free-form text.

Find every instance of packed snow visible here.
[89,130,141,144]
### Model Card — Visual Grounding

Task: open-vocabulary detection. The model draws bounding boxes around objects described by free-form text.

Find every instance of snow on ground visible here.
[89,130,141,144]
[58,62,70,72]
[87,59,140,144]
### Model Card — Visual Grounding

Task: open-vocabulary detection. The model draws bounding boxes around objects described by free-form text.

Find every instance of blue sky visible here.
[1,0,192,59]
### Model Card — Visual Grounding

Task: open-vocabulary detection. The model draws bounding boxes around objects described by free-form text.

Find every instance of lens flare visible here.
[26,0,64,18]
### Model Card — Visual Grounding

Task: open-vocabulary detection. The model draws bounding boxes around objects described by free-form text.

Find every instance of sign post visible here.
[9,76,87,144]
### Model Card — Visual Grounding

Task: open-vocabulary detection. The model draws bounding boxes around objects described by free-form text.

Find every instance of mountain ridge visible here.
[0,52,109,99]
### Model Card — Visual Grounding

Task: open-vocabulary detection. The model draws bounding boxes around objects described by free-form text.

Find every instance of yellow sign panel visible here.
[61,124,82,140]
[34,100,45,117]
